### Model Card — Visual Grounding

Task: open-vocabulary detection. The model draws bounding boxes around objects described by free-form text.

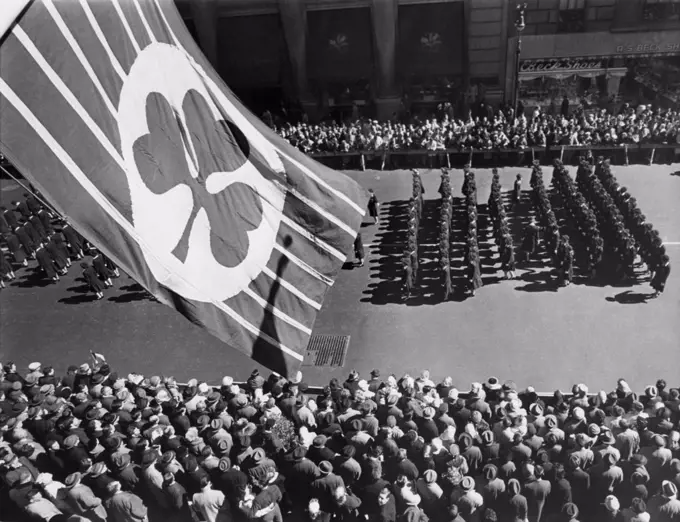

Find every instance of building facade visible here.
[506,0,680,112]
[177,0,680,120]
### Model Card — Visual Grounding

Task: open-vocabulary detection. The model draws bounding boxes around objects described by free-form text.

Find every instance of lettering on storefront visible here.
[520,58,603,73]
[616,43,680,54]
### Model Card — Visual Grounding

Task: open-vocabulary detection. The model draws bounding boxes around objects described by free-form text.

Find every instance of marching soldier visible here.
[61,220,85,259]
[500,234,517,280]
[353,232,365,267]
[14,225,36,259]
[512,174,522,208]
[92,250,115,287]
[367,189,380,225]
[29,213,48,243]
[556,236,574,287]
[650,254,671,298]
[402,252,413,301]
[81,261,106,300]
[2,205,20,230]
[519,219,540,263]
[441,259,453,301]
[0,250,15,288]
[4,232,28,266]
[12,199,31,220]
[24,192,42,214]
[45,234,70,275]
[35,243,60,283]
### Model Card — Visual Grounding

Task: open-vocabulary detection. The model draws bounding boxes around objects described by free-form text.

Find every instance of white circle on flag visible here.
[118,43,285,303]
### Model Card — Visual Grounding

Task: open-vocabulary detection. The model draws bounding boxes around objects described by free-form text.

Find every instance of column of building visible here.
[370,0,401,120]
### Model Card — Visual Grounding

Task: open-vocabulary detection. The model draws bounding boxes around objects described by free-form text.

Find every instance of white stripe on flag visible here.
[243,288,312,335]
[274,243,334,286]
[150,0,366,221]
[262,267,322,310]
[0,78,303,363]
[78,0,127,80]
[40,0,118,117]
[111,0,141,54]
[280,214,346,262]
[132,0,157,43]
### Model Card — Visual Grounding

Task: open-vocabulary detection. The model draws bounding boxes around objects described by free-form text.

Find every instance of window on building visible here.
[643,0,680,22]
[558,0,586,33]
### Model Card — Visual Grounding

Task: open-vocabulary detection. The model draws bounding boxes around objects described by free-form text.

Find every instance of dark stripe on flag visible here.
[248,270,318,331]
[86,0,138,74]
[8,19,121,156]
[225,288,311,365]
[277,219,341,278]
[49,0,124,111]
[0,40,133,223]
[282,191,354,260]
[265,248,330,305]
[117,0,154,51]
[136,0,177,47]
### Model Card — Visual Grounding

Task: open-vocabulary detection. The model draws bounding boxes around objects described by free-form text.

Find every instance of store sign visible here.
[520,58,603,73]
[615,43,680,54]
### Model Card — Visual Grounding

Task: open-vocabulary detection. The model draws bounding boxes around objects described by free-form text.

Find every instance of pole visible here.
[513,35,521,119]
[0,165,59,216]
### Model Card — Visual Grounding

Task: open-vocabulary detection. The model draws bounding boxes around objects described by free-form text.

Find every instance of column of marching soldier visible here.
[400,169,425,300]
[0,192,120,298]
[438,168,453,300]
[488,168,517,280]
[555,157,670,297]
[398,158,670,301]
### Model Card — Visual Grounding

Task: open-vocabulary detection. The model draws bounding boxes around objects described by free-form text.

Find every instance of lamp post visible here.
[513,3,527,119]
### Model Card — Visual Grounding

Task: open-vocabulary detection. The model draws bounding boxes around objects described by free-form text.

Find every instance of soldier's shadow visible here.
[59,293,98,305]
[605,290,651,305]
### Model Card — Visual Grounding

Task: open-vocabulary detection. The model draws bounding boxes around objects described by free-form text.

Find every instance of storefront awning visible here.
[519,67,628,81]
[517,30,680,60]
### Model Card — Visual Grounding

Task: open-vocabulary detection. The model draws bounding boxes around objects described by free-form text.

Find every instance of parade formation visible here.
[1,193,120,296]
[390,157,670,302]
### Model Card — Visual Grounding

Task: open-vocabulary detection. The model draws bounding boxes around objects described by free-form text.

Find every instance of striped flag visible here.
[0,0,367,377]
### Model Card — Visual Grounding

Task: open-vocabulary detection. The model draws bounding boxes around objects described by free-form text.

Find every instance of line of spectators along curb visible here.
[1,359,679,522]
[276,104,680,155]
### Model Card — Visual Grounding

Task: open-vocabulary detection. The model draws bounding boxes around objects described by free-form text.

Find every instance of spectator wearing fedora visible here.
[63,472,107,522]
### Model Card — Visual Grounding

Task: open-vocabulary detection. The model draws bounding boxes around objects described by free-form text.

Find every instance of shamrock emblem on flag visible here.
[329,33,349,53]
[421,32,442,52]
[133,90,262,268]
[118,43,285,303]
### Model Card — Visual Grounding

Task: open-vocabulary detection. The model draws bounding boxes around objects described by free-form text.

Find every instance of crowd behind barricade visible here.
[1,359,680,522]
[0,192,121,297]
[276,103,680,159]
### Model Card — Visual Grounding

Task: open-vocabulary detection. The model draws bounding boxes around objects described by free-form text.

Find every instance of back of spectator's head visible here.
[562,503,579,520]
[482,509,498,522]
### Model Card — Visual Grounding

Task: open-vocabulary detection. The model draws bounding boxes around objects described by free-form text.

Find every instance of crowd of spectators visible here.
[1,357,679,522]
[276,103,680,155]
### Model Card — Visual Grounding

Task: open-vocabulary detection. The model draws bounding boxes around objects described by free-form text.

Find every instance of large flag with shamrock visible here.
[0,0,367,377]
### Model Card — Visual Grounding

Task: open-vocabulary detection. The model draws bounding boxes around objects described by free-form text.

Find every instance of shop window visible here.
[558,0,586,33]
[643,0,680,22]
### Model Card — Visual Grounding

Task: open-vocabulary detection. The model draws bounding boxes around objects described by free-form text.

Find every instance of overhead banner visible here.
[307,8,373,82]
[218,14,284,87]
[0,0,367,377]
[398,2,464,78]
